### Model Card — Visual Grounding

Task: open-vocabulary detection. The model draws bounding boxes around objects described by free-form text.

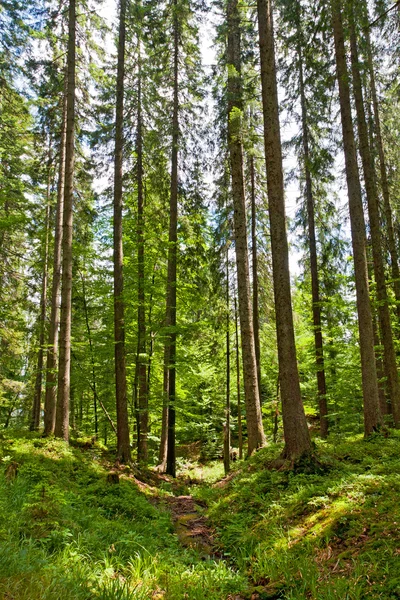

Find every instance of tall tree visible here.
[330,0,381,435]
[54,0,76,441]
[135,37,148,463]
[234,295,243,459]
[44,83,67,436]
[256,0,311,458]
[31,148,52,431]
[227,0,265,455]
[113,0,131,462]
[165,0,179,477]
[296,2,328,437]
[224,247,231,475]
[364,21,400,322]
[250,151,262,398]
[349,4,400,424]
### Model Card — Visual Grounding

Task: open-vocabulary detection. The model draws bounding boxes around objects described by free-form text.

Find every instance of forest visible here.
[1,0,400,597]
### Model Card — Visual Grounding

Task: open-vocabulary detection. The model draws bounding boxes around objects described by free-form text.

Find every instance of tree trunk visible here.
[349,14,400,426]
[43,80,67,436]
[80,271,99,436]
[224,249,231,475]
[31,160,51,431]
[234,296,243,459]
[250,155,262,398]
[364,23,400,322]
[372,301,388,417]
[136,51,148,463]
[113,0,131,462]
[227,0,265,455]
[54,0,76,441]
[256,0,311,459]
[331,0,381,435]
[158,348,169,470]
[166,1,179,477]
[297,30,328,438]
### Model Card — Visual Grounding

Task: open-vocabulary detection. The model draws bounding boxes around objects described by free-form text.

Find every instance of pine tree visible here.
[113,0,131,463]
[330,0,381,435]
[55,0,76,441]
[256,0,311,458]
[227,0,265,455]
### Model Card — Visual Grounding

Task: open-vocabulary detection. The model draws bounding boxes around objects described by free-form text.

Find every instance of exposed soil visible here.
[165,494,216,557]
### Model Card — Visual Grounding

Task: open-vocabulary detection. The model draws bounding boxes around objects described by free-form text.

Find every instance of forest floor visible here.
[0,431,400,599]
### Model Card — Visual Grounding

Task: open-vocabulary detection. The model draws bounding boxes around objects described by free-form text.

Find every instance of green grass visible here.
[2,431,400,599]
[191,432,400,599]
[0,432,248,600]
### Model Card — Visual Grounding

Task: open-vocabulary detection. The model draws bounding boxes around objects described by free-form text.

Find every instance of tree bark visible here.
[31,157,51,431]
[227,0,265,455]
[296,28,328,438]
[349,13,400,426]
[256,0,311,459]
[43,80,67,436]
[331,0,381,435]
[166,0,179,477]
[136,50,148,463]
[54,0,76,441]
[113,0,131,462]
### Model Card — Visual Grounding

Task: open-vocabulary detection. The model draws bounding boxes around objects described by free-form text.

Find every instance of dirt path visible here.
[165,494,216,557]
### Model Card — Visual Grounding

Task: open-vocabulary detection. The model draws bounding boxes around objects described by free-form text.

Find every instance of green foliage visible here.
[194,433,400,599]
[0,434,248,599]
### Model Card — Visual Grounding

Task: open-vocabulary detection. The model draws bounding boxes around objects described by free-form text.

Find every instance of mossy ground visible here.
[1,431,400,599]
[192,432,400,599]
[0,432,247,600]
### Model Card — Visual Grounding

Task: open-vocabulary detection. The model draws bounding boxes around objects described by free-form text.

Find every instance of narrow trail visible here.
[165,494,216,557]
[107,458,262,600]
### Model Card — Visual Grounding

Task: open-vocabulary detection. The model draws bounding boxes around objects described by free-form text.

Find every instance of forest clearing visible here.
[1,0,400,597]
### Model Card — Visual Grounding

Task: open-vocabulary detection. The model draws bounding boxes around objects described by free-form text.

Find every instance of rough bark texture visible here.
[113,0,131,462]
[256,0,311,459]
[31,164,51,431]
[250,155,262,398]
[297,33,328,438]
[166,0,179,477]
[54,0,75,441]
[349,17,400,425]
[331,0,381,435]
[365,26,400,323]
[44,83,67,436]
[227,0,265,455]
[136,53,148,463]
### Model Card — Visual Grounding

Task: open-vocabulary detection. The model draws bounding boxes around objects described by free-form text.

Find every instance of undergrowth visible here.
[2,431,400,599]
[192,432,400,599]
[0,432,247,600]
